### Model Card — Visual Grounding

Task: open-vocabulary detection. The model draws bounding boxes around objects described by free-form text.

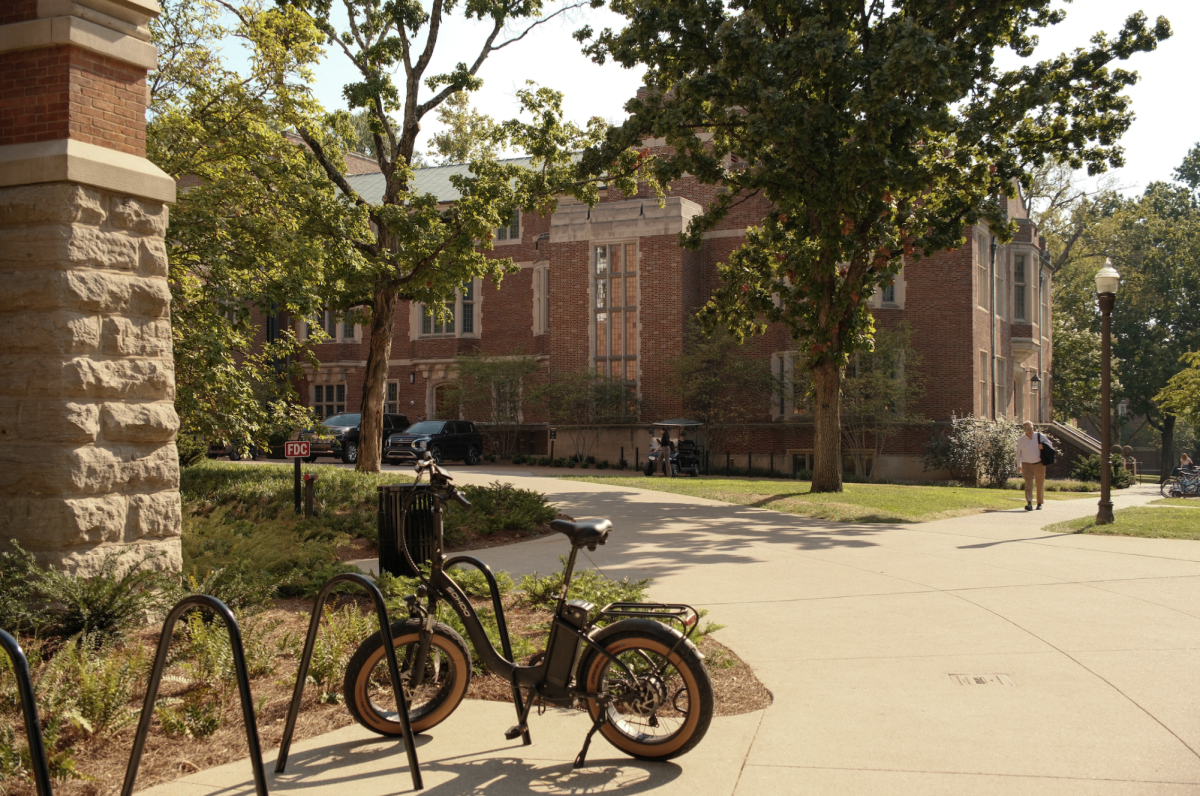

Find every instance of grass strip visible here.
[1044,506,1200,540]
[562,475,1089,523]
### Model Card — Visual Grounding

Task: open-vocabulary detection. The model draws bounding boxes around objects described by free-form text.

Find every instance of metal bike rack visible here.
[121,595,269,796]
[0,629,53,796]
[443,555,531,746]
[276,573,422,791]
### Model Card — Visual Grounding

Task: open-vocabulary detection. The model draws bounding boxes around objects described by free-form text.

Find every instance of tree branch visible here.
[492,1,591,51]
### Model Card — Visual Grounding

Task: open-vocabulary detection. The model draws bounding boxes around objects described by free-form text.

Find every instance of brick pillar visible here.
[0,0,180,573]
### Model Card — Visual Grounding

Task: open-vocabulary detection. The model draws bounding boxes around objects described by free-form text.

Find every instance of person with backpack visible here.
[1017,421,1055,510]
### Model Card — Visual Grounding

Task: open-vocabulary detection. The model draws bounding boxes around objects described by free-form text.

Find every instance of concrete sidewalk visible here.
[150,474,1200,794]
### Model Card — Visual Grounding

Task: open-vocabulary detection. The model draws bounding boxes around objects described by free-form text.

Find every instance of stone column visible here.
[0,0,180,574]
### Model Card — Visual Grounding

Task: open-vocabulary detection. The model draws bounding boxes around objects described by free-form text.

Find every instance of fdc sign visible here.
[285,441,310,459]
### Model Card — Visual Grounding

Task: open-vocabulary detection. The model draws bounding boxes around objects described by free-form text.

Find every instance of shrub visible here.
[617,457,628,470]
[585,455,596,464]
[519,559,651,612]
[177,433,208,468]
[0,543,41,632]
[920,415,1029,486]
[598,460,610,469]
[536,456,552,467]
[485,453,498,462]
[156,685,224,739]
[443,481,558,538]
[179,563,277,616]
[37,548,172,641]
[305,604,374,703]
[511,453,527,465]
[447,564,515,598]
[1070,454,1135,488]
[41,636,145,738]
[580,460,591,469]
[566,459,576,468]
[552,458,566,468]
[1004,477,1100,492]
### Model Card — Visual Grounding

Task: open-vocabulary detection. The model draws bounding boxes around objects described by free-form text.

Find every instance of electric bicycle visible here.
[344,454,714,766]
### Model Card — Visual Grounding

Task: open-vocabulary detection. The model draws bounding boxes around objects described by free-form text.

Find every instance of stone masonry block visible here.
[0,399,100,443]
[44,539,182,578]
[0,225,140,272]
[0,270,169,316]
[100,401,179,443]
[0,183,106,228]
[101,316,171,357]
[0,443,179,496]
[0,493,127,549]
[109,196,168,237]
[125,491,181,541]
[0,310,100,354]
[139,237,168,277]
[0,356,172,400]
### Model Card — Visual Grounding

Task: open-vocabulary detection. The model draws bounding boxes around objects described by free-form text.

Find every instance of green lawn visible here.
[562,475,1090,523]
[1149,498,1200,507]
[1044,506,1200,540]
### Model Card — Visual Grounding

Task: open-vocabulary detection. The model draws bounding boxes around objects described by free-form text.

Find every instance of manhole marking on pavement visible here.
[948,673,1015,686]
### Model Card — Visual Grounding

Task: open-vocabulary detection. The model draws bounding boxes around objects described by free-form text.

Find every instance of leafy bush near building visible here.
[1070,454,1135,488]
[921,416,1034,486]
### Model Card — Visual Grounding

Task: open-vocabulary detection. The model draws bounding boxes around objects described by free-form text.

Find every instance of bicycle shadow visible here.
[241,731,680,795]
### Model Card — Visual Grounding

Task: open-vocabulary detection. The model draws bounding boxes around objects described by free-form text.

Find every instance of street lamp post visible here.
[1095,259,1120,525]
[1028,371,1041,423]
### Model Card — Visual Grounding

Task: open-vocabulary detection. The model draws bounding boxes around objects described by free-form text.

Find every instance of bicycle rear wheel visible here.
[1161,477,1182,499]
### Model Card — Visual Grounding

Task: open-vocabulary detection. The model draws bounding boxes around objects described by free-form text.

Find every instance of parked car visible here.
[207,440,259,461]
[300,413,410,464]
[384,420,483,465]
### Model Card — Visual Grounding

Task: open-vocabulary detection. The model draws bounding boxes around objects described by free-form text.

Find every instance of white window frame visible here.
[493,207,521,246]
[979,350,989,418]
[996,358,1008,417]
[1013,253,1029,321]
[977,228,990,310]
[298,308,361,344]
[532,263,550,336]
[869,261,906,309]
[385,380,401,414]
[417,278,482,339]
[591,242,639,386]
[772,351,812,420]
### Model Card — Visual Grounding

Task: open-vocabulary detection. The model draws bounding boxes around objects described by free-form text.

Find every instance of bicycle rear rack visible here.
[121,594,269,796]
[276,573,423,790]
[0,629,53,796]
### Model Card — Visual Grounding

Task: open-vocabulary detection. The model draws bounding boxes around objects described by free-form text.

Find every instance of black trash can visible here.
[378,485,436,577]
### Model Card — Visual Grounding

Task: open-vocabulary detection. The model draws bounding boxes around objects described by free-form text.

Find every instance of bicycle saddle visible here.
[550,518,612,550]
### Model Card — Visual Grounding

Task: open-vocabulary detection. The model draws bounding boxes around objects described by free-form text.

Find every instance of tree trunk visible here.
[811,359,843,492]
[1160,413,1176,484]
[357,278,398,473]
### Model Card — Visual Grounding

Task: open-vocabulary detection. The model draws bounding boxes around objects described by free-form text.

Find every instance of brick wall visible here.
[0,46,147,154]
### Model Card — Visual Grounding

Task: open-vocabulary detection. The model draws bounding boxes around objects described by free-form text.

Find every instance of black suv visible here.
[302,413,409,464]
[384,420,483,465]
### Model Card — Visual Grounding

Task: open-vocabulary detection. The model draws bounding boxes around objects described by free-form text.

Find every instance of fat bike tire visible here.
[1161,477,1181,499]
[344,618,471,736]
[577,620,713,761]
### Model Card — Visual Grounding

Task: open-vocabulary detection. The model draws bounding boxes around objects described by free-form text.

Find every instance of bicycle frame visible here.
[395,462,696,709]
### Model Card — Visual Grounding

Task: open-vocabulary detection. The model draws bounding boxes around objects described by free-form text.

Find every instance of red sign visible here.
[285,441,310,459]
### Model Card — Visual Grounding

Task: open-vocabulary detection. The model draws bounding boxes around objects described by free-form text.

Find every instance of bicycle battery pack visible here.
[544,599,594,691]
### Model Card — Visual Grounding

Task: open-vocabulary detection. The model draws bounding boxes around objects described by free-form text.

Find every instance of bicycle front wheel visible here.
[1161,477,1181,499]
[344,619,471,736]
[578,619,713,761]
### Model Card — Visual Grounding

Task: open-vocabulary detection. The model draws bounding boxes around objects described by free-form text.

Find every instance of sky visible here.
[249,0,1198,194]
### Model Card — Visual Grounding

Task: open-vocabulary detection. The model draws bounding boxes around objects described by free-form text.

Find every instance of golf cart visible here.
[643,418,704,477]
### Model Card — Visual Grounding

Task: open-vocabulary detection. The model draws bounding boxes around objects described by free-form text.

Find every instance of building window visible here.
[979,350,989,417]
[594,243,638,386]
[773,352,812,419]
[977,230,990,308]
[302,309,358,343]
[385,381,400,414]
[995,252,1006,318]
[313,383,345,420]
[996,359,1007,416]
[1040,273,1050,330]
[1014,254,1028,321]
[419,280,480,338]
[532,264,550,336]
[495,208,520,242]
[881,281,896,304]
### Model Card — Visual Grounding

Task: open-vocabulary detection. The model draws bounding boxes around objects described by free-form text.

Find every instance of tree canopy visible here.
[149,0,366,452]
[579,0,1170,491]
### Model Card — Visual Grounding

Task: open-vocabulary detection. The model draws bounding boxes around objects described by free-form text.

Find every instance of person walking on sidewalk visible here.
[1017,421,1048,511]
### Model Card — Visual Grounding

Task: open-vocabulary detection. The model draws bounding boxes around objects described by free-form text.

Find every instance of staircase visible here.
[1043,421,1103,455]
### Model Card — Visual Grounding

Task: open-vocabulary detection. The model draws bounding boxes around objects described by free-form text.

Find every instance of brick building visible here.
[292,154,1052,478]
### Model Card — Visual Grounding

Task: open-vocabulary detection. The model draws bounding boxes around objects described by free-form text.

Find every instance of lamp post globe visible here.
[1096,259,1119,525]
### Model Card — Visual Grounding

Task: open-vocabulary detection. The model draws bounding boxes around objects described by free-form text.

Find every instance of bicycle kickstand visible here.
[573,712,607,769]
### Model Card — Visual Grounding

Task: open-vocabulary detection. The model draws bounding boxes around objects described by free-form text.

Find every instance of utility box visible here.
[377,485,436,577]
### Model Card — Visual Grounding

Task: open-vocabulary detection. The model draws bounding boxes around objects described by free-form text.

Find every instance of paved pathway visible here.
[147,471,1200,795]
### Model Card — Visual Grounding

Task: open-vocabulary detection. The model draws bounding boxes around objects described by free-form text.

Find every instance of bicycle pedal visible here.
[504,725,527,741]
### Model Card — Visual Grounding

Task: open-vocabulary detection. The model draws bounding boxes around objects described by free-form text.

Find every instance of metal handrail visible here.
[275,573,422,791]
[0,630,53,796]
[121,595,269,796]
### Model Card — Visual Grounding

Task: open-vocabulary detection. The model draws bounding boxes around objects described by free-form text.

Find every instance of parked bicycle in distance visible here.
[344,453,714,767]
[1161,466,1200,499]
